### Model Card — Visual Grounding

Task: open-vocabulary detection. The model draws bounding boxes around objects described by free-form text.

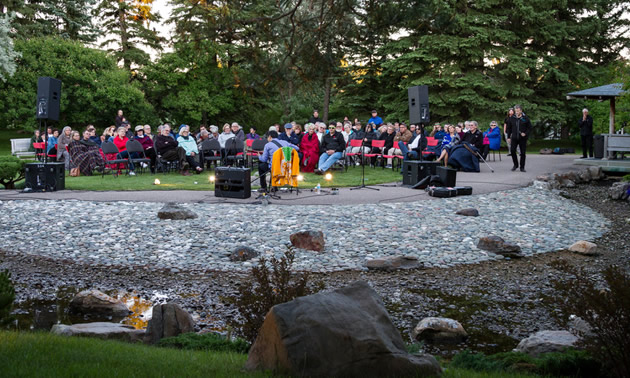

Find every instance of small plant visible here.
[157,332,250,354]
[405,341,424,354]
[0,268,15,327]
[225,246,324,343]
[551,261,630,378]
[0,156,26,189]
[622,174,630,182]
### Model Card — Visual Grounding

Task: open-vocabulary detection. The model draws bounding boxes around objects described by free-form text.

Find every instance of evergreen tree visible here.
[0,12,20,82]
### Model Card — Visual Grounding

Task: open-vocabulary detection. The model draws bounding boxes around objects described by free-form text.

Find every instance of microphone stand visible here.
[350,136,379,191]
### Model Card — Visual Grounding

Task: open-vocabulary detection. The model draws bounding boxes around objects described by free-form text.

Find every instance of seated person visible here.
[397,132,427,169]
[435,125,460,165]
[155,124,189,175]
[247,127,260,140]
[134,125,157,173]
[29,129,44,153]
[278,123,300,145]
[67,130,105,175]
[482,121,501,159]
[57,126,73,170]
[112,126,138,175]
[315,123,345,174]
[177,126,203,174]
[47,128,59,157]
[299,123,320,173]
[197,129,210,150]
[258,130,299,192]
[386,124,412,168]
[231,122,245,143]
[462,120,484,150]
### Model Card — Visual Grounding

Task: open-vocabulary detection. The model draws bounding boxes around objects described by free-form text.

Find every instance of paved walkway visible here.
[0,155,579,205]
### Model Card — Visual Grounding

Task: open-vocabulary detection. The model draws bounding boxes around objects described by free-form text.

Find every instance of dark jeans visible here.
[185,154,201,170]
[117,150,139,171]
[510,137,527,169]
[581,134,593,158]
[398,141,418,171]
[160,147,187,169]
[258,161,271,190]
[145,147,157,169]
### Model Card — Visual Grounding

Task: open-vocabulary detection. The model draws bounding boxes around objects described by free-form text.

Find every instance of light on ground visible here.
[153,179,160,185]
[209,175,215,182]
[325,173,333,181]
[297,174,304,181]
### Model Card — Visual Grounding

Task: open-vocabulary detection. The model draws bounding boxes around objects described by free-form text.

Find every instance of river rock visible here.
[144,303,195,344]
[245,281,442,377]
[51,322,144,343]
[365,256,421,271]
[577,169,592,183]
[477,236,523,258]
[568,240,598,256]
[532,180,551,190]
[157,203,198,220]
[609,182,630,200]
[587,166,604,180]
[68,289,130,317]
[455,208,479,217]
[229,246,259,262]
[412,317,468,344]
[290,230,325,252]
[514,330,579,357]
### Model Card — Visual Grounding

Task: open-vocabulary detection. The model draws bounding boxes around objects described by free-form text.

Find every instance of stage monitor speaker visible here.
[408,85,429,125]
[436,166,457,187]
[36,77,62,121]
[24,162,65,192]
[402,161,440,186]
[215,167,251,199]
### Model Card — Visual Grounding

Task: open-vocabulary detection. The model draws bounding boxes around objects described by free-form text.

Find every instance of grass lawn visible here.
[59,165,403,191]
[0,331,539,377]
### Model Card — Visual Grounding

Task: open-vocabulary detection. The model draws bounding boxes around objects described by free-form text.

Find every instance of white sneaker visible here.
[355,161,360,166]
[141,162,148,168]
[129,171,136,176]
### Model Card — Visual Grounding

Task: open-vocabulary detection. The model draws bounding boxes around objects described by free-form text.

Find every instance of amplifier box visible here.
[403,161,440,186]
[24,162,65,192]
[436,166,457,187]
[215,167,251,199]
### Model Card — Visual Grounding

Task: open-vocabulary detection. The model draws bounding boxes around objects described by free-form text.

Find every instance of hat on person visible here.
[284,123,293,129]
[179,124,187,131]
[371,109,377,113]
[135,125,143,132]
[122,120,130,125]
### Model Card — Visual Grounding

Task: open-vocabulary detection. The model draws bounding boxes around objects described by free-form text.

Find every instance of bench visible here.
[10,138,36,159]
[606,134,630,153]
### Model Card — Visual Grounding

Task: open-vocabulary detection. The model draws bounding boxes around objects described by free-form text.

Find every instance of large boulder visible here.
[477,236,523,258]
[157,203,198,220]
[587,167,605,180]
[290,230,325,252]
[245,281,442,377]
[609,182,630,201]
[412,317,468,344]
[51,322,144,343]
[69,289,130,317]
[568,240,599,256]
[514,330,579,357]
[365,256,422,271]
[144,303,195,344]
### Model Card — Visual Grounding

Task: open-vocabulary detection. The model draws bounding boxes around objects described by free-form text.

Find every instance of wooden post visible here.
[610,97,616,135]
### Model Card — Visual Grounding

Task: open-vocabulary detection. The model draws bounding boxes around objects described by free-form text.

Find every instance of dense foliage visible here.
[0,267,15,327]
[157,332,249,354]
[1,0,630,135]
[0,155,25,189]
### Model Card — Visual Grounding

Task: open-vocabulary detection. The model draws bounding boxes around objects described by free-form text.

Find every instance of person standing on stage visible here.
[506,104,532,172]
[578,108,594,158]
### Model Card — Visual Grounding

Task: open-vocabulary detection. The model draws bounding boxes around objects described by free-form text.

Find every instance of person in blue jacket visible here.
[368,110,383,127]
[482,121,502,159]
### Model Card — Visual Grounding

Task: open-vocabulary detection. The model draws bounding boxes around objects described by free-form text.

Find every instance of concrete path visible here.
[0,155,580,205]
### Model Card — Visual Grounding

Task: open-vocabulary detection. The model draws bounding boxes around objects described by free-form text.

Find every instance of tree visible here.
[96,0,163,71]
[0,37,157,130]
[0,12,20,82]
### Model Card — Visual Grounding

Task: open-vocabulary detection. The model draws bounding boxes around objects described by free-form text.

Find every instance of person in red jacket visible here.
[113,126,137,175]
[300,123,320,173]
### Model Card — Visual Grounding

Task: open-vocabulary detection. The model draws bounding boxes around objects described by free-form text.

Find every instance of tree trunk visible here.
[202,110,208,127]
[561,124,569,139]
[322,76,332,123]
[119,2,130,71]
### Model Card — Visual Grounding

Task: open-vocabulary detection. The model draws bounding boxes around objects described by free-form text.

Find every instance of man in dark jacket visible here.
[462,121,484,150]
[315,123,346,174]
[155,125,189,175]
[308,109,323,125]
[506,104,532,172]
[578,108,594,158]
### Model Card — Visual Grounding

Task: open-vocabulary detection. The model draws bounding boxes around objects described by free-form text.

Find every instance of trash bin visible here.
[594,134,605,159]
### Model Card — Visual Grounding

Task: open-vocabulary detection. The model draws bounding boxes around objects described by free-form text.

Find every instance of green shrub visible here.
[622,174,630,182]
[0,156,25,189]
[157,332,250,354]
[225,246,324,343]
[0,268,15,327]
[551,262,630,378]
[450,350,508,372]
[535,349,601,377]
[405,342,424,354]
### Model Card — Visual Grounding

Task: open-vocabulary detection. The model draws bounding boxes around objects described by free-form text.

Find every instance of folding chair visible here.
[101,142,129,177]
[344,139,364,171]
[248,139,267,168]
[199,139,222,171]
[365,139,385,168]
[126,140,151,174]
[225,138,245,167]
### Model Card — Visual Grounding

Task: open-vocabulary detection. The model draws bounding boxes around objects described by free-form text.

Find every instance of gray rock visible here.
[412,317,468,344]
[587,166,604,180]
[455,208,479,217]
[245,281,442,377]
[365,256,421,271]
[51,322,144,343]
[609,182,630,200]
[157,203,198,220]
[568,240,598,256]
[477,236,523,258]
[144,303,195,344]
[514,330,579,357]
[229,246,259,262]
[69,289,130,317]
[577,169,592,183]
[568,315,593,337]
[532,180,551,190]
[290,230,325,252]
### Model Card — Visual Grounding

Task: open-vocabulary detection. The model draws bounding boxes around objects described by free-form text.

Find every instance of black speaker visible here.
[408,85,429,125]
[436,166,457,187]
[36,77,62,121]
[402,161,440,186]
[215,167,251,199]
[24,162,65,192]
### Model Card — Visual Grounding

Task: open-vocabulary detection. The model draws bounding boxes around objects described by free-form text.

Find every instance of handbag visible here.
[70,167,80,177]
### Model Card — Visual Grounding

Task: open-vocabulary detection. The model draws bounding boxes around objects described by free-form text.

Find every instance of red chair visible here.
[422,136,440,157]
[382,141,404,170]
[247,139,267,168]
[344,139,364,170]
[364,139,385,168]
[33,142,56,161]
